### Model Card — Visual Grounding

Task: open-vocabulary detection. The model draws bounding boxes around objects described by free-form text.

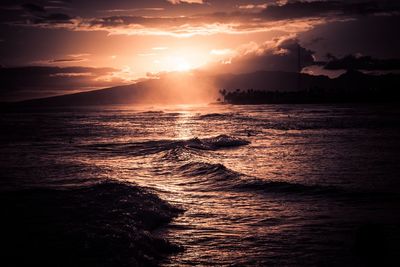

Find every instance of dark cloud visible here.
[6,2,76,25]
[303,36,325,46]
[2,0,399,37]
[261,1,341,20]
[88,16,161,27]
[49,58,86,63]
[1,66,113,76]
[324,54,400,70]
[21,3,46,14]
[261,0,400,20]
[85,11,255,28]
[31,12,74,24]
[299,14,400,60]
[208,37,315,74]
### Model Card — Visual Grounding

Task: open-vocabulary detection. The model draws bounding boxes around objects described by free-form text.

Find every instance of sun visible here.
[167,56,192,72]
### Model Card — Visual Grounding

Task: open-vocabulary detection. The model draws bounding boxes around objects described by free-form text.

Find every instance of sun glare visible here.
[167,56,192,72]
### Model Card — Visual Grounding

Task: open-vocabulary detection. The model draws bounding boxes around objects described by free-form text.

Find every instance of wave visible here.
[177,161,343,196]
[176,162,240,189]
[237,179,339,195]
[83,134,250,157]
[139,110,164,114]
[186,135,250,150]
[0,180,183,266]
[179,161,239,179]
[198,113,235,120]
[176,161,400,203]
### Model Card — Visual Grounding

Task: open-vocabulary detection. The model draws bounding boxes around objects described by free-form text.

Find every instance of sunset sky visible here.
[1,0,400,101]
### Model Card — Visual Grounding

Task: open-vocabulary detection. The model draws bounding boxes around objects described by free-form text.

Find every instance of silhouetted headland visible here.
[2,70,400,110]
[219,70,400,104]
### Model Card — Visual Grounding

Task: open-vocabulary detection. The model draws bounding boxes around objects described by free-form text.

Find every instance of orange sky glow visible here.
[1,0,400,101]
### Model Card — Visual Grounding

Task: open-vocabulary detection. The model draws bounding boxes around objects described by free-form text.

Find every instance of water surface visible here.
[1,104,400,266]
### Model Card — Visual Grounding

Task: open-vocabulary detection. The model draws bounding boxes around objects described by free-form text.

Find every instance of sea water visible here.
[1,104,400,266]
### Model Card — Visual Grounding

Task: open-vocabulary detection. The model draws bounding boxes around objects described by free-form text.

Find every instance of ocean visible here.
[1,104,400,266]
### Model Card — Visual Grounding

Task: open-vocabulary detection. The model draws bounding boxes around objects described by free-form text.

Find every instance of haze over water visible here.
[2,104,400,266]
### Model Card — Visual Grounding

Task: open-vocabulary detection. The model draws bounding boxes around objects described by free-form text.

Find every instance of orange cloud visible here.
[73,15,327,37]
[167,0,204,4]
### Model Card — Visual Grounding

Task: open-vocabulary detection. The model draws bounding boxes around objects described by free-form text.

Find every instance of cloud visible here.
[206,36,316,74]
[32,54,91,65]
[324,54,400,70]
[299,14,400,60]
[21,3,46,14]
[48,58,87,63]
[102,8,165,13]
[17,2,75,25]
[210,49,233,55]
[0,2,329,36]
[238,3,268,10]
[167,0,204,4]
[7,1,398,38]
[73,12,327,37]
[27,12,74,25]
[152,46,168,50]
[261,0,400,20]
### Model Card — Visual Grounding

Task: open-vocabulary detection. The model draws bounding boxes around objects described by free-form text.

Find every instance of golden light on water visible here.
[173,108,196,139]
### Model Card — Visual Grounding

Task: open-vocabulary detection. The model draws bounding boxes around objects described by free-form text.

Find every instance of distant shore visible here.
[219,89,400,105]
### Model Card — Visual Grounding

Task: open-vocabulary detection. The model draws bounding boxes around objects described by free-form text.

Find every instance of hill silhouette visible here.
[4,70,400,108]
[221,70,400,104]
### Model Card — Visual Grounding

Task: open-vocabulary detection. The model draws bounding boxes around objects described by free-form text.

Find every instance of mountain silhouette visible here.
[4,70,400,108]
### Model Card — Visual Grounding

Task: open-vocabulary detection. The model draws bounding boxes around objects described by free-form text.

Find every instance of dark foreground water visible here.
[1,104,400,266]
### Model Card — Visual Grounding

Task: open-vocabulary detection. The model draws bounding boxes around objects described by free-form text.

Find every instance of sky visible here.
[1,0,400,101]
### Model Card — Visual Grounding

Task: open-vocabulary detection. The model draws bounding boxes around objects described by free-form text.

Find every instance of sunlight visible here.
[166,56,192,72]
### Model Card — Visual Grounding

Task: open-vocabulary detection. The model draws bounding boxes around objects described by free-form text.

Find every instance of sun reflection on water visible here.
[173,111,195,140]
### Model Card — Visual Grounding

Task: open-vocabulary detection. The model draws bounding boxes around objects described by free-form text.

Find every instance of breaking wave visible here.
[83,134,250,156]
